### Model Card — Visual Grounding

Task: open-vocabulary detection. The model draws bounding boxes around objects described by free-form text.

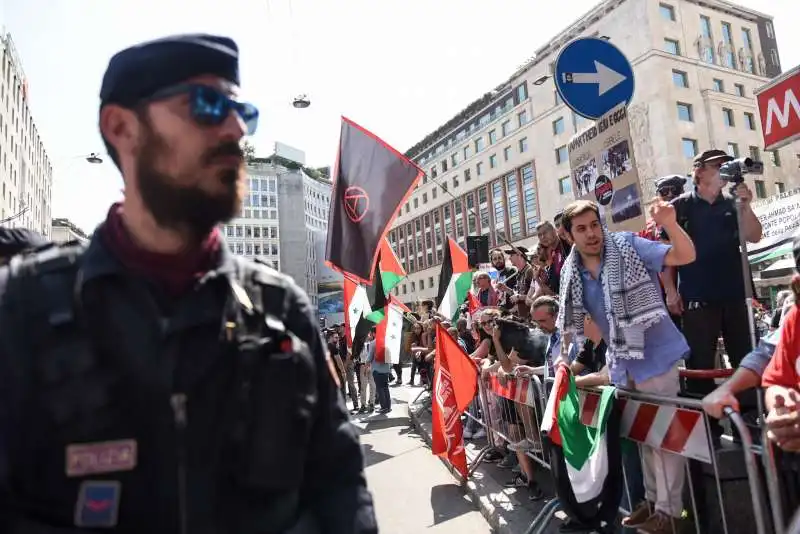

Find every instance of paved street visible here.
[350,384,493,534]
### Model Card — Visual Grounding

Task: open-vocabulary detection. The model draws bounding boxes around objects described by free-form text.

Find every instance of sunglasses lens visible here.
[235,102,260,135]
[191,86,229,125]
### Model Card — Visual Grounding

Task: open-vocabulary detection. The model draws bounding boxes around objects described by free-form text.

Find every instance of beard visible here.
[136,124,244,243]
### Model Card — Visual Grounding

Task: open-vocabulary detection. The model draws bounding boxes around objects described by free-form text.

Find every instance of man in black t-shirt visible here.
[490,247,518,310]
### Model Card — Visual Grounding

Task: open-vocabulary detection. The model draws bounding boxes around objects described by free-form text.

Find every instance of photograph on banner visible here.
[567,104,645,232]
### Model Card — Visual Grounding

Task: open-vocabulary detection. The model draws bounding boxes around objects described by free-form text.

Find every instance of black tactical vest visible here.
[2,243,321,533]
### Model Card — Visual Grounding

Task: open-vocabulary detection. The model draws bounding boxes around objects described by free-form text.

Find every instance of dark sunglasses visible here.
[657,186,681,197]
[148,83,259,135]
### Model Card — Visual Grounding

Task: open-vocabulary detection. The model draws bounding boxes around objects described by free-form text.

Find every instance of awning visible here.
[762,257,796,273]
[750,242,794,264]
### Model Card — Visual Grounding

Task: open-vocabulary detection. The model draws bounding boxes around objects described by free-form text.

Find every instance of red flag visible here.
[431,323,479,478]
[467,291,479,315]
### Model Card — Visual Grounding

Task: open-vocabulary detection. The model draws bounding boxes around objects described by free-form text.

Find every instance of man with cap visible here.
[661,149,762,427]
[0,34,377,533]
[639,175,686,241]
[0,227,47,264]
[501,245,534,319]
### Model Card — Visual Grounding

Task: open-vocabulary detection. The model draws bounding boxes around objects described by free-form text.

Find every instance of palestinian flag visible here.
[437,238,472,321]
[378,238,405,294]
[325,117,423,283]
[375,298,410,364]
[541,365,622,528]
[364,239,406,323]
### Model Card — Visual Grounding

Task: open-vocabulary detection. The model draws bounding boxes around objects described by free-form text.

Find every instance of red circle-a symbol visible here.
[343,186,370,223]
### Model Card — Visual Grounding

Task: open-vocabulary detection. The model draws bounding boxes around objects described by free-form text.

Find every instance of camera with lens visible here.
[719,157,764,185]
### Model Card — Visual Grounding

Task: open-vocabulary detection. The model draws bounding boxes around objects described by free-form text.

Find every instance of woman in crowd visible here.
[408,321,428,386]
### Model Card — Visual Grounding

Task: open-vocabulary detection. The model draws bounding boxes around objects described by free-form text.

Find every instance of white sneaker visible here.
[472,429,487,439]
[463,429,474,439]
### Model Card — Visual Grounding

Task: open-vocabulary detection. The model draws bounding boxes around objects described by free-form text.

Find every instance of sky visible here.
[1,0,798,232]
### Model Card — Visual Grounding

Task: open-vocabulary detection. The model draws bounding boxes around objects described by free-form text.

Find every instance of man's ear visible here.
[99,104,141,161]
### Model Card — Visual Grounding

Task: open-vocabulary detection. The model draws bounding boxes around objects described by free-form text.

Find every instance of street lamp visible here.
[85,153,104,164]
[533,75,551,85]
[293,94,311,108]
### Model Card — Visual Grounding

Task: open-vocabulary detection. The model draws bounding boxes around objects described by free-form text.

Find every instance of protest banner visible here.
[568,103,646,232]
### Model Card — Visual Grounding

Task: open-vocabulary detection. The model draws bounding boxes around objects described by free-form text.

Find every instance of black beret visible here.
[100,34,240,107]
[0,227,47,257]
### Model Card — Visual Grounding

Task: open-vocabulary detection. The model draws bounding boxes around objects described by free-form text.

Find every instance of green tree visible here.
[242,140,256,162]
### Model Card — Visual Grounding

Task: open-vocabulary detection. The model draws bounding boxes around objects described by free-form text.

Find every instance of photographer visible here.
[661,150,762,415]
[490,247,518,311]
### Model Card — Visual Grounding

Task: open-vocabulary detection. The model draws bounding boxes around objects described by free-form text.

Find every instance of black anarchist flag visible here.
[325,117,423,283]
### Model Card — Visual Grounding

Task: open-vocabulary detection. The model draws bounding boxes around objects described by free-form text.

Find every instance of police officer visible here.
[0,227,47,264]
[0,34,377,533]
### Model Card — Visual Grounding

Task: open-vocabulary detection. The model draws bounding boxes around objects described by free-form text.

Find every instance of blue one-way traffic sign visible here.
[554,37,635,120]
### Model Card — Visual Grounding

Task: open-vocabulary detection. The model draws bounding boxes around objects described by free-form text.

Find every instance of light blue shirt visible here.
[740,328,779,375]
[365,339,393,374]
[577,232,690,386]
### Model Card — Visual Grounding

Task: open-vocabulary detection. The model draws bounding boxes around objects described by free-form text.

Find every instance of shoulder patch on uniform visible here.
[74,480,121,527]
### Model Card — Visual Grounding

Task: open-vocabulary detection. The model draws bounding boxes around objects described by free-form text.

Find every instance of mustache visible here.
[205,143,245,164]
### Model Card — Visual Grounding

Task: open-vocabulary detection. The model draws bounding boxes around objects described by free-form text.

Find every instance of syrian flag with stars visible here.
[375,297,411,364]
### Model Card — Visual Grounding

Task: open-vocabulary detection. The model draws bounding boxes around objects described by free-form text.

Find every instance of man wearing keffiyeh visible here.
[553,199,696,534]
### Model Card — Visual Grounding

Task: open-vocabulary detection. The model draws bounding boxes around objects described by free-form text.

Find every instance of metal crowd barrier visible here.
[456,369,772,534]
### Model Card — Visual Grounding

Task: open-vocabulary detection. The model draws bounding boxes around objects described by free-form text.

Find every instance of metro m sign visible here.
[756,65,800,151]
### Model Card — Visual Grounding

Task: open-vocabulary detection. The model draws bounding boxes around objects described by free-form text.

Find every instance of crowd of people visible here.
[328,147,800,534]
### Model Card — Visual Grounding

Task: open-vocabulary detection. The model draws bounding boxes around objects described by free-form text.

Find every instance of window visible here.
[770,151,781,167]
[721,22,735,68]
[735,84,745,97]
[519,137,529,153]
[492,181,505,234]
[431,166,438,178]
[700,15,713,38]
[766,22,774,39]
[559,176,572,195]
[476,162,484,176]
[517,84,528,102]
[776,182,785,194]
[506,174,521,237]
[419,279,424,290]
[749,146,761,161]
[723,108,735,127]
[677,102,693,121]
[682,138,698,159]
[741,28,754,73]
[518,109,529,126]
[521,165,538,232]
[754,180,767,199]
[453,176,459,188]
[659,3,675,21]
[489,154,497,168]
[744,112,756,130]
[713,79,724,92]
[553,117,566,135]
[502,120,512,136]
[556,145,568,164]
[451,153,459,167]
[672,70,688,88]
[664,39,680,55]
[770,49,780,67]
[488,129,497,145]
[432,187,437,199]
[475,137,485,152]
[422,192,428,203]
[727,142,739,157]
[441,159,448,172]
[464,168,471,182]
[503,146,512,161]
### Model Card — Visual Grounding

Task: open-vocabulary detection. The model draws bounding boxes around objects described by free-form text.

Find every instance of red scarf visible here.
[100,203,221,296]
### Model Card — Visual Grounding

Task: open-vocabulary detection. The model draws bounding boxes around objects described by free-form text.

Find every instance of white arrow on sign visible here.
[562,60,627,96]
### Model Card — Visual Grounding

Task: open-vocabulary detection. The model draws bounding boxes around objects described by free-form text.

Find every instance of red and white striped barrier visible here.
[487,374,537,408]
[579,390,711,464]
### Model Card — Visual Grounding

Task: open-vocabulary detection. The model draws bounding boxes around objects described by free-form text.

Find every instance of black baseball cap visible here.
[504,246,529,256]
[655,175,687,191]
[693,149,733,168]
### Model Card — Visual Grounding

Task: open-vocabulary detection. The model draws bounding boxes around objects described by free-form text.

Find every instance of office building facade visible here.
[0,32,53,237]
[388,0,799,302]
[221,159,333,311]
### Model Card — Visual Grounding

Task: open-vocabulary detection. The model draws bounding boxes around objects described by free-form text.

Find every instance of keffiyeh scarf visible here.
[556,231,667,361]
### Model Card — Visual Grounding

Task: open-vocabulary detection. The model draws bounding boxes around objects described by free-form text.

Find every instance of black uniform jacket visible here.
[0,231,377,534]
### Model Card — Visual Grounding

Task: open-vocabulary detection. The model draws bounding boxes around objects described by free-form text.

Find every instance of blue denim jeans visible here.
[373,371,391,411]
[621,440,646,532]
